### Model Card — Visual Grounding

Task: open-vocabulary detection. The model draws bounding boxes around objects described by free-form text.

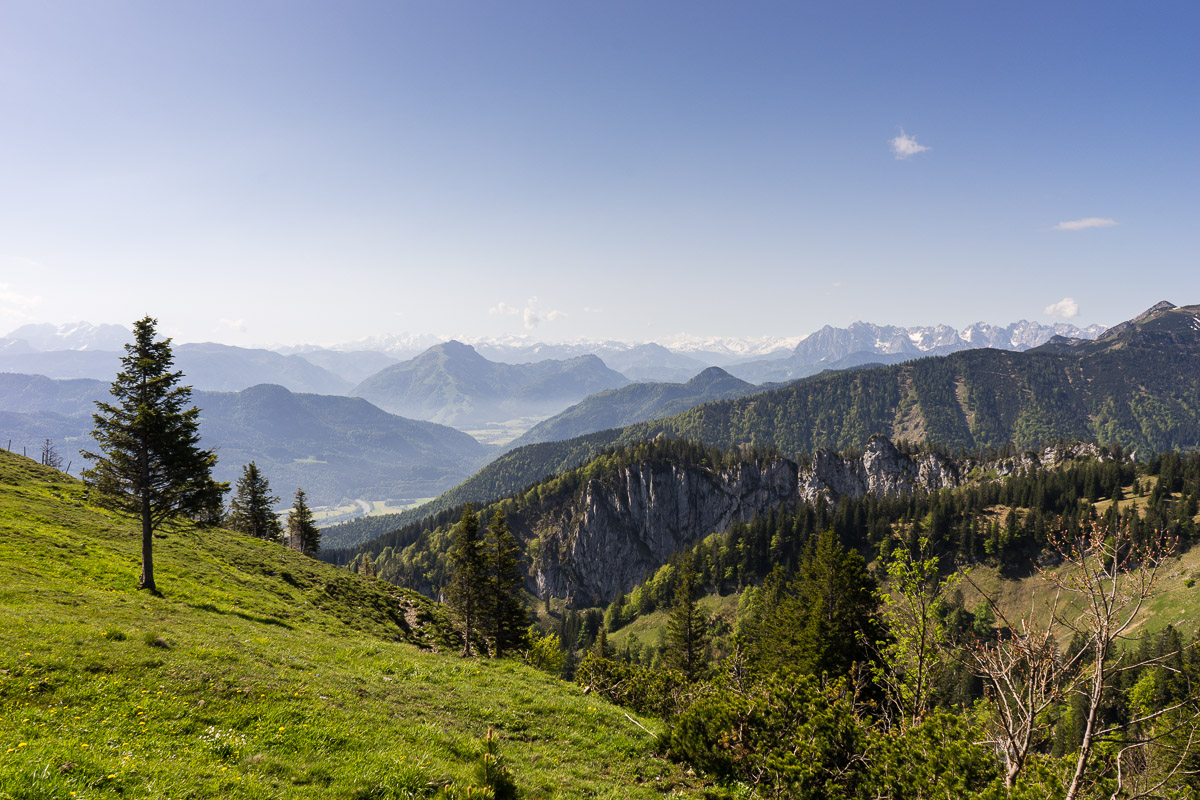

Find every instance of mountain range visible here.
[4,319,1105,388]
[0,374,487,507]
[337,435,1114,605]
[324,301,1197,547]
[0,342,353,395]
[726,320,1107,383]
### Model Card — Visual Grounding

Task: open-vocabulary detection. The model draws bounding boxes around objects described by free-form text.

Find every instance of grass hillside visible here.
[0,451,696,799]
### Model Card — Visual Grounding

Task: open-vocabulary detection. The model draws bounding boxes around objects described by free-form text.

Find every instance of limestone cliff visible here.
[520,435,1108,606]
[526,457,799,606]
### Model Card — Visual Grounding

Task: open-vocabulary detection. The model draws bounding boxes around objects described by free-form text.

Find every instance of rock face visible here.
[798,436,961,501]
[530,458,799,606]
[523,434,1115,606]
[523,434,1113,604]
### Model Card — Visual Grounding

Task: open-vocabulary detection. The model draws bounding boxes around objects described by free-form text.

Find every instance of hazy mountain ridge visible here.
[506,366,758,450]
[0,341,354,395]
[0,374,487,507]
[350,340,629,428]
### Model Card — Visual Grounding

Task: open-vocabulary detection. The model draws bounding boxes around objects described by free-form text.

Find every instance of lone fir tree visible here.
[484,510,528,657]
[228,462,283,542]
[447,504,486,656]
[286,488,321,555]
[81,316,222,593]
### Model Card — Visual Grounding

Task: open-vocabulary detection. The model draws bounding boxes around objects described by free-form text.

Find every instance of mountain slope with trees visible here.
[506,366,758,450]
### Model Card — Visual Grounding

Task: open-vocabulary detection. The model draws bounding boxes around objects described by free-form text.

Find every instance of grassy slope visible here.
[0,451,696,799]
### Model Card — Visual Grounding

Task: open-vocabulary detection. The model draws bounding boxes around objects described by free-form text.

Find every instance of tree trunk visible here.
[139,489,157,592]
[1065,644,1106,800]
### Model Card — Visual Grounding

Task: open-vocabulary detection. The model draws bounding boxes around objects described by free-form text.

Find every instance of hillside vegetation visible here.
[0,450,697,799]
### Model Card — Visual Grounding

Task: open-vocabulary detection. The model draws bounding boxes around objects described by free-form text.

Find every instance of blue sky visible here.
[1,1,1196,346]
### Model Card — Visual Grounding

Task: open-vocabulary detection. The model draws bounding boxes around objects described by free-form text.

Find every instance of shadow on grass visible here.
[190,601,294,629]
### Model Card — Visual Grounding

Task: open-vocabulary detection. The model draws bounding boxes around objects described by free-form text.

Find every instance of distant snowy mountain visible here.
[658,334,803,364]
[9,318,1107,389]
[728,320,1108,383]
[1,322,131,352]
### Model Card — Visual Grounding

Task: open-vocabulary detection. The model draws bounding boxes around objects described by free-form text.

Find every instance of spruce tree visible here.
[228,462,283,542]
[447,504,486,656]
[286,488,320,555]
[82,316,223,593]
[665,560,708,680]
[483,511,528,657]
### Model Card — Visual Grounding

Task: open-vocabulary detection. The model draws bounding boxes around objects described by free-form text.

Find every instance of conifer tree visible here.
[593,626,611,660]
[665,560,708,681]
[82,316,223,593]
[483,511,528,657]
[228,462,283,542]
[286,488,320,555]
[447,504,486,656]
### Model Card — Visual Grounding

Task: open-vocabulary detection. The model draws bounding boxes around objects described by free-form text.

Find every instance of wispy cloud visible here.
[217,318,247,334]
[1052,217,1118,232]
[1044,297,1080,319]
[491,297,567,330]
[0,283,42,310]
[890,129,930,160]
[0,283,43,328]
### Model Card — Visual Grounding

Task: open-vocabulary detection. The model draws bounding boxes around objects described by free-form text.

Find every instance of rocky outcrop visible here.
[530,458,798,606]
[994,442,1111,477]
[798,435,961,501]
[521,435,1116,606]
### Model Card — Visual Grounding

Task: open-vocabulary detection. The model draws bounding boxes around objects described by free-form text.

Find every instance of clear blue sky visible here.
[1,1,1196,346]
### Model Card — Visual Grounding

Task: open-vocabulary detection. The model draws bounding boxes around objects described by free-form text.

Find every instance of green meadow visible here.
[0,451,697,799]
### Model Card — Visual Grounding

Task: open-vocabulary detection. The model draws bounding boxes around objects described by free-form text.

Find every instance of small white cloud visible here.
[1044,297,1080,319]
[217,318,247,333]
[890,129,930,160]
[0,283,42,309]
[1052,217,1118,232]
[583,306,602,314]
[493,297,566,329]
